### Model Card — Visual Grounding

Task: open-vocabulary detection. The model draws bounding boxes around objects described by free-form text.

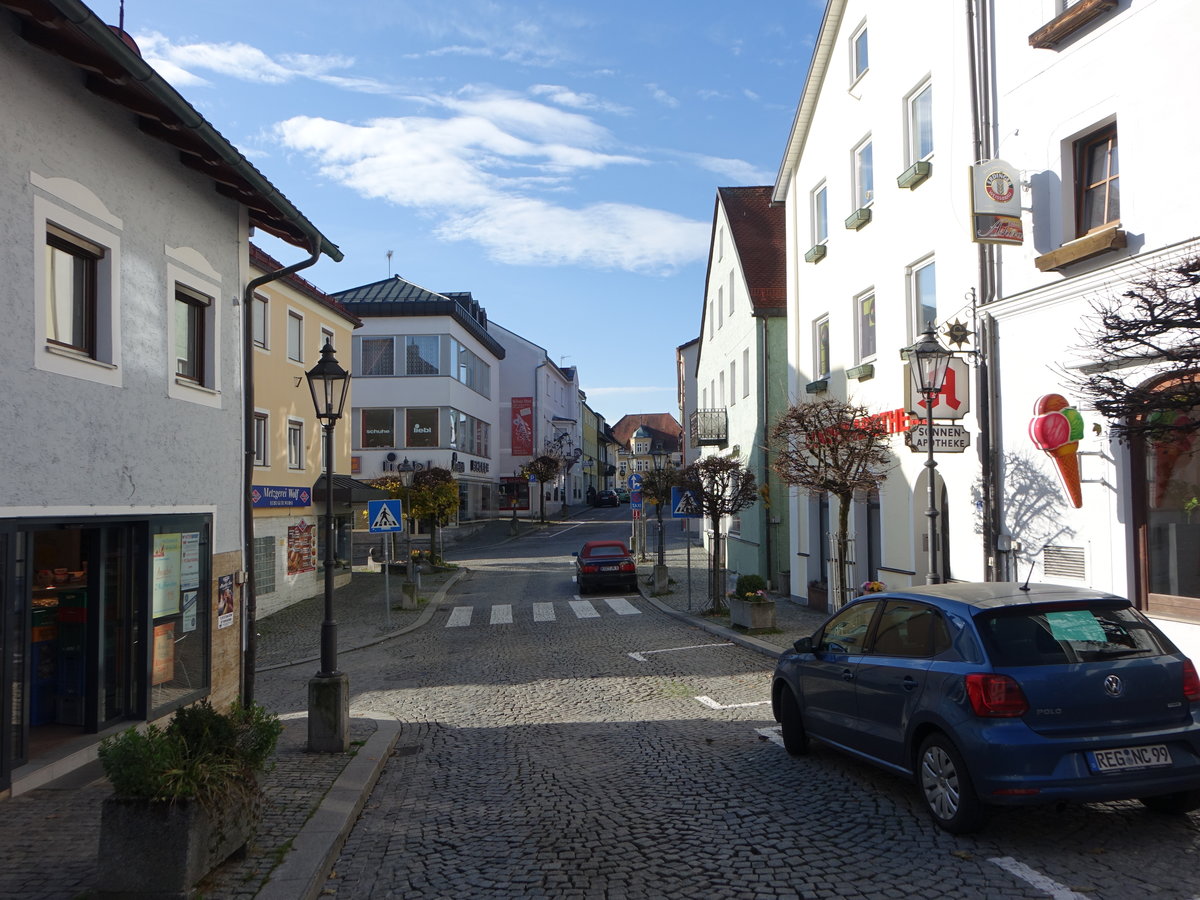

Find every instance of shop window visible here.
[254,535,276,595]
[149,519,213,718]
[361,408,395,448]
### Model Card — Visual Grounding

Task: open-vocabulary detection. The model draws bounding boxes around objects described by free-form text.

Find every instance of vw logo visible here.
[1103,674,1123,697]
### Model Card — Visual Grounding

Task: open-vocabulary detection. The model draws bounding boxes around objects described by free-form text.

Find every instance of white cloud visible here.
[686,153,772,185]
[529,84,630,115]
[645,83,679,108]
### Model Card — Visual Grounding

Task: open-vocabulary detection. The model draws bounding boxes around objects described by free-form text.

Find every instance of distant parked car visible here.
[772,582,1200,834]
[573,540,637,594]
[615,488,630,503]
[594,489,620,507]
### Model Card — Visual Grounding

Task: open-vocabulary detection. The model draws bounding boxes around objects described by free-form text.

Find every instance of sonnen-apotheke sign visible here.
[905,424,971,453]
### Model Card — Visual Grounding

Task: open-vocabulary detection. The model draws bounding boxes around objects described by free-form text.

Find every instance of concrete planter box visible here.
[727,597,776,633]
[96,793,261,898]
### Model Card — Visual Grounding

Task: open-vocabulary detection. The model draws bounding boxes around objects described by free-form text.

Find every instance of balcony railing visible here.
[690,408,728,447]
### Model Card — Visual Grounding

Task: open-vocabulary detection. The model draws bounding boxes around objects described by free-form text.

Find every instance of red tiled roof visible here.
[717,186,786,314]
[250,244,361,327]
[611,413,684,452]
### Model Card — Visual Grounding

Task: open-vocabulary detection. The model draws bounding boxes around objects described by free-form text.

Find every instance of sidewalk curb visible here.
[256,718,402,900]
[638,589,786,661]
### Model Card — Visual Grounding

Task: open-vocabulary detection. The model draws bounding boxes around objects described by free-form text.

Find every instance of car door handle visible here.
[902,676,918,691]
[841,669,854,681]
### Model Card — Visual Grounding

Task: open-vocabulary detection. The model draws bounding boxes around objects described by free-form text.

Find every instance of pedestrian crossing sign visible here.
[670,487,702,519]
[367,499,404,532]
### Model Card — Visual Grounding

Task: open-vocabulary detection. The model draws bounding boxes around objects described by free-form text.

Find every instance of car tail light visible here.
[581,564,598,574]
[1183,659,1200,702]
[965,673,1029,717]
[619,562,635,573]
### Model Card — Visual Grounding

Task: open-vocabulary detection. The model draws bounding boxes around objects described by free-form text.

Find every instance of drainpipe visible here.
[759,316,775,590]
[242,242,322,705]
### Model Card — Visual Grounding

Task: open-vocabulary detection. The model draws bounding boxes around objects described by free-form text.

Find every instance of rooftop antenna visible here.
[1019,544,1046,592]
[386,250,393,278]
[118,0,125,29]
[560,355,571,366]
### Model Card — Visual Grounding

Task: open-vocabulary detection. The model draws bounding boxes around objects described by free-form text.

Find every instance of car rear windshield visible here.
[585,546,626,558]
[977,602,1171,666]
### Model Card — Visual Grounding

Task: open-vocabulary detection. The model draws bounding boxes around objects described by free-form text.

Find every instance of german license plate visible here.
[1089,744,1172,773]
[600,565,618,572]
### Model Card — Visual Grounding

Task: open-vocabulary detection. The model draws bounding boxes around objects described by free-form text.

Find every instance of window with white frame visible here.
[729,360,737,406]
[910,257,937,337]
[742,347,750,397]
[174,284,211,385]
[853,138,874,209]
[857,290,877,362]
[252,294,268,348]
[287,419,304,469]
[287,311,303,362]
[851,21,869,81]
[812,182,828,244]
[253,412,269,466]
[33,178,122,387]
[814,317,831,379]
[907,80,933,163]
[361,337,395,376]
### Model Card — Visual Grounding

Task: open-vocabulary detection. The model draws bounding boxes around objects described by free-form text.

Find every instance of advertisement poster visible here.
[511,397,534,456]
[152,622,175,685]
[406,408,439,448]
[970,159,1024,246]
[180,532,200,591]
[217,574,235,629]
[182,590,198,632]
[287,521,316,575]
[152,533,182,618]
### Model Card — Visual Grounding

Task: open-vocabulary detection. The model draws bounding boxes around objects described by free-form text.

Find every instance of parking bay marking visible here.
[695,695,772,711]
[627,642,733,663]
[988,857,1092,900]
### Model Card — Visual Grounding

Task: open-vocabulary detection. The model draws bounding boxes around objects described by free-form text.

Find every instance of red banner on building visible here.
[511,397,534,456]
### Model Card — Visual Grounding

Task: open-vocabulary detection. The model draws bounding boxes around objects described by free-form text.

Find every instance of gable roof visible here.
[611,413,683,453]
[251,244,360,327]
[1,0,341,260]
[717,186,786,314]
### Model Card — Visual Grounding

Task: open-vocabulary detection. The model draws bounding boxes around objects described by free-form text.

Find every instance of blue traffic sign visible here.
[630,490,643,511]
[627,473,643,491]
[367,499,405,532]
[670,486,702,519]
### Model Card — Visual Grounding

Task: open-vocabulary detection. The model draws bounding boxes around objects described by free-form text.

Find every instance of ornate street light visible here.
[304,340,350,752]
[398,457,416,593]
[650,441,669,592]
[908,327,953,584]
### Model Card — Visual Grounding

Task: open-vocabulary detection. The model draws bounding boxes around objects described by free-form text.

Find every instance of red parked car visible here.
[573,540,638,594]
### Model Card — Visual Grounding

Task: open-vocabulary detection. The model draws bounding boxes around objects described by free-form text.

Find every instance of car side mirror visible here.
[571,552,579,557]
[793,636,814,653]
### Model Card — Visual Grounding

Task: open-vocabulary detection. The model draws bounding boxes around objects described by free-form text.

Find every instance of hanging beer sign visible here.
[970,159,1023,246]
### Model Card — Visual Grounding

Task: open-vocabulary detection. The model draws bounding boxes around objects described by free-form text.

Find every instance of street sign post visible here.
[670,486,703,519]
[627,473,643,491]
[367,499,404,628]
[905,424,971,453]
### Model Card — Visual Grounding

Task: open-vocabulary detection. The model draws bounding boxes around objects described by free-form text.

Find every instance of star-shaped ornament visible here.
[943,319,974,349]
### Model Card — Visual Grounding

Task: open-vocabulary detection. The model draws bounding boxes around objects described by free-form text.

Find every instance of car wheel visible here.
[777,686,809,756]
[917,733,985,834]
[1140,789,1200,815]
[577,580,588,595]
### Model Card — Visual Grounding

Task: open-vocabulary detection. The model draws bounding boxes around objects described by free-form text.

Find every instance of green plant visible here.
[99,699,282,811]
[735,574,768,597]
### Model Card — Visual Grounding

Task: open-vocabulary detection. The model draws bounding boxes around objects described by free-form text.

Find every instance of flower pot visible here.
[807,585,828,613]
[96,792,261,898]
[727,596,776,633]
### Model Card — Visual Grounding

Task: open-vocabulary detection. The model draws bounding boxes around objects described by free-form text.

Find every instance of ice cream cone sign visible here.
[1028,393,1085,508]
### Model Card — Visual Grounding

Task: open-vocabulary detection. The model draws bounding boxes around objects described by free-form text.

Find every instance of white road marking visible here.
[446,606,473,627]
[604,597,641,615]
[627,642,734,663]
[533,602,555,622]
[490,604,513,625]
[988,857,1092,900]
[756,726,785,748]
[569,599,600,619]
[695,695,772,710]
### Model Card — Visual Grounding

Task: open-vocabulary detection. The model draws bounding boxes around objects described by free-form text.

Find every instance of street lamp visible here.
[650,441,669,592]
[908,326,953,585]
[398,458,416,595]
[305,340,350,752]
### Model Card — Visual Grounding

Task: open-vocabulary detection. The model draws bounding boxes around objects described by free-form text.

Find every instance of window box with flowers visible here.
[727,575,776,632]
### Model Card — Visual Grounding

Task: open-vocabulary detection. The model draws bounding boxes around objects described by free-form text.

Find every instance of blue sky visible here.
[115,0,824,423]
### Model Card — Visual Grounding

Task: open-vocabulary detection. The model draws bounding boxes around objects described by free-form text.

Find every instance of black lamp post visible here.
[908,327,953,585]
[398,458,416,594]
[650,441,669,592]
[305,340,350,751]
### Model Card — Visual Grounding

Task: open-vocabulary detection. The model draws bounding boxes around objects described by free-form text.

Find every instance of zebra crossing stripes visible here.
[444,598,642,628]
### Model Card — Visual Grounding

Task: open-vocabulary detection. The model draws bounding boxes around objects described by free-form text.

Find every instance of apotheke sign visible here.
[906,424,971,453]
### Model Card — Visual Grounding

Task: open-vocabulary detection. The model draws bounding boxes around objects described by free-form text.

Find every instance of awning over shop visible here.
[312,475,390,504]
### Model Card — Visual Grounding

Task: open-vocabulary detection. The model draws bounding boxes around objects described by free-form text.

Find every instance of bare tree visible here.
[771,398,893,608]
[678,454,758,613]
[520,456,560,522]
[1072,256,1200,442]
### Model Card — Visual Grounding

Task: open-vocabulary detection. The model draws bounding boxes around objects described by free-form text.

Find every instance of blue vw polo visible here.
[771,583,1200,833]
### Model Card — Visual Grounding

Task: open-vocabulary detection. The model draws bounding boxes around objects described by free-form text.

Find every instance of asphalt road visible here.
[258,507,1200,899]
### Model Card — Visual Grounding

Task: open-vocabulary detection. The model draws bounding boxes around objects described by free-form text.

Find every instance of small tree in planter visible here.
[772,398,893,610]
[520,455,561,523]
[678,453,758,614]
[96,699,283,897]
[411,466,459,563]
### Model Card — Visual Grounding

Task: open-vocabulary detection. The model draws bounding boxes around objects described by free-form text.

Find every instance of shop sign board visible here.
[970,159,1024,245]
[906,357,971,420]
[251,485,312,508]
[906,424,972,453]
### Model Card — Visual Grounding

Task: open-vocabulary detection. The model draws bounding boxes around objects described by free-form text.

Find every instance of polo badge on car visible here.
[1103,674,1124,697]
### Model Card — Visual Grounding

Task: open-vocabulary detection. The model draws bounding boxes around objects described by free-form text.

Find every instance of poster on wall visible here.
[287,521,316,575]
[152,533,182,617]
[152,622,175,685]
[217,574,235,629]
[511,397,534,456]
[182,590,198,632]
[180,532,200,591]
